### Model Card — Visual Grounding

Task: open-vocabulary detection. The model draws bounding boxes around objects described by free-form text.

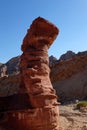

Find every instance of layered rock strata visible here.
[20,17,59,108]
[0,17,59,130]
[19,17,59,129]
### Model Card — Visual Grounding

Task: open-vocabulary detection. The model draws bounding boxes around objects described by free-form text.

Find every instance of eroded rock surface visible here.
[51,54,87,102]
[20,17,59,108]
[19,17,59,129]
[0,52,87,102]
[0,17,59,130]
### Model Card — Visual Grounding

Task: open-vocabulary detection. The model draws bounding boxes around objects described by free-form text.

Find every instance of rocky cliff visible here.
[0,51,87,102]
[51,52,87,102]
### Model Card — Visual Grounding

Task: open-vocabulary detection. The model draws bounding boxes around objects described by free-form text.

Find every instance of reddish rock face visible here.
[20,17,59,130]
[20,17,59,109]
[0,17,59,130]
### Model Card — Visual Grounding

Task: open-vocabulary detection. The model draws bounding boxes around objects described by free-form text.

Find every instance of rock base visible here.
[0,106,59,130]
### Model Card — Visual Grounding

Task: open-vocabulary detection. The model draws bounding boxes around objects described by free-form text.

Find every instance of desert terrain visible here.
[59,103,87,130]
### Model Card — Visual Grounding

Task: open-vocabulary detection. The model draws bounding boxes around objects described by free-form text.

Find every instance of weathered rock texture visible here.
[51,54,87,102]
[20,17,59,108]
[19,17,59,129]
[0,51,87,102]
[0,17,59,130]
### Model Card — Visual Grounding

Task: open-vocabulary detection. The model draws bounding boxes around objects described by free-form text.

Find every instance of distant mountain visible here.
[77,50,87,56]
[59,50,75,61]
[49,55,57,67]
[6,56,20,75]
[0,56,20,77]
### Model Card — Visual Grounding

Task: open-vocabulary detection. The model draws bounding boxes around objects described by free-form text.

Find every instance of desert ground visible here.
[59,103,87,130]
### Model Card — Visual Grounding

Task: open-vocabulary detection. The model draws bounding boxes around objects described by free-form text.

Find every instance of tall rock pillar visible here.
[20,17,59,130]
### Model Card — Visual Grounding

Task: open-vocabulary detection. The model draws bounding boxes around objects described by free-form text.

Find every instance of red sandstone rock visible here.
[0,107,59,130]
[0,17,59,130]
[19,17,59,129]
[20,17,59,109]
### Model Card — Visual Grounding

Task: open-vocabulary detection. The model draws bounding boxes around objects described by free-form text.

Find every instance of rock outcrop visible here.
[19,17,59,130]
[20,17,59,108]
[0,17,59,130]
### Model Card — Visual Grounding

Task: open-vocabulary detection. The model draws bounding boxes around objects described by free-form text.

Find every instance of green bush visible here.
[76,101,87,109]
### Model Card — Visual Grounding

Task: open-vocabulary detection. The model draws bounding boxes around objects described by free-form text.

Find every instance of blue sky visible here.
[0,0,87,63]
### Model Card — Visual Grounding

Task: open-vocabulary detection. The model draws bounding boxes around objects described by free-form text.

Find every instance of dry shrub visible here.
[76,101,87,109]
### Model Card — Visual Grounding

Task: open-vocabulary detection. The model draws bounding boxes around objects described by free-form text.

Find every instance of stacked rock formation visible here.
[20,17,59,129]
[0,17,59,130]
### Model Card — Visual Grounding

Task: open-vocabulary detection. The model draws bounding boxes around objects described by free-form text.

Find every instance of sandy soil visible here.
[59,104,87,130]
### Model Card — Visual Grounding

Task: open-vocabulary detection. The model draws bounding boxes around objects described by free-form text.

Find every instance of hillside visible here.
[51,53,87,102]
